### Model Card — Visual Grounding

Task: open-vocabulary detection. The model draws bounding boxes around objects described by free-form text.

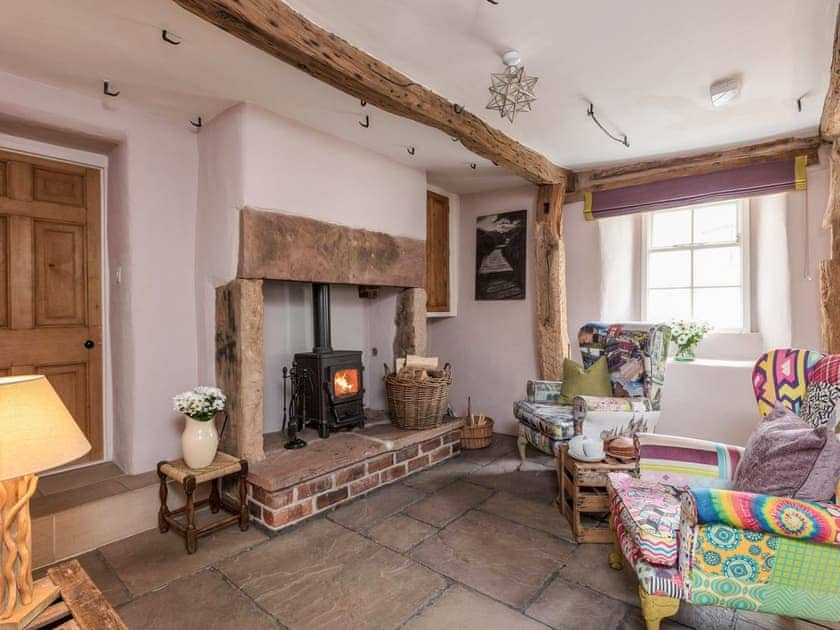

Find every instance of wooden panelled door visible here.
[0,149,103,462]
[426,191,450,313]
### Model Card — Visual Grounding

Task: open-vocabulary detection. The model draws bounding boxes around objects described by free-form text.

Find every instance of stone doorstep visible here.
[248,440,461,531]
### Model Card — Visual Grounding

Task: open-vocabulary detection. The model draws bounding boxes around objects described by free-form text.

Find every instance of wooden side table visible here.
[557,445,636,543]
[157,452,249,554]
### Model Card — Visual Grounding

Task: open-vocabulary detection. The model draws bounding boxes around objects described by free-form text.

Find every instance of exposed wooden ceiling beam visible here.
[171,0,571,185]
[567,135,822,202]
[821,6,840,139]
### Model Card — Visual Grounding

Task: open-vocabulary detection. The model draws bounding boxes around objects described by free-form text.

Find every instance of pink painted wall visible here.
[0,71,199,473]
[428,186,539,436]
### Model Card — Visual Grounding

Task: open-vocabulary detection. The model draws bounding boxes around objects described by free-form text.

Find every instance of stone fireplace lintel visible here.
[216,209,429,464]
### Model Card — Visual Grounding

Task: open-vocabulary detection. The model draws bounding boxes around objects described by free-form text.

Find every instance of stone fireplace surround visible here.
[215,208,462,530]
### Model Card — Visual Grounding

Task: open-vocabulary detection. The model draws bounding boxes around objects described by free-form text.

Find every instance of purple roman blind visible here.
[583,155,808,221]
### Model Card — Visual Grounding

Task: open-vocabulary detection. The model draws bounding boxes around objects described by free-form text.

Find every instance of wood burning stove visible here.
[293,283,365,438]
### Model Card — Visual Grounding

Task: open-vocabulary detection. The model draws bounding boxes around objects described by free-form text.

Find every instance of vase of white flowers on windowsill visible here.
[173,386,226,469]
[670,320,712,362]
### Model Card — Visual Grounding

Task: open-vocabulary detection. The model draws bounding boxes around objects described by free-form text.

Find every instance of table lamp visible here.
[0,375,91,628]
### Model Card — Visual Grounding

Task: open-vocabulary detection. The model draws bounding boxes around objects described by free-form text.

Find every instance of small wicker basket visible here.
[461,417,494,449]
[384,363,452,430]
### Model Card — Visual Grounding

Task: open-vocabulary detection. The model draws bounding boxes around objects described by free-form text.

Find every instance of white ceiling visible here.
[0,0,836,193]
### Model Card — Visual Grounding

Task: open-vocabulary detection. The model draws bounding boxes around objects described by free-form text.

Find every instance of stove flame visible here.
[334,368,359,396]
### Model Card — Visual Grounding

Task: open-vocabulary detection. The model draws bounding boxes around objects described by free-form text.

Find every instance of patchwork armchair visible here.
[607,349,840,629]
[514,322,670,467]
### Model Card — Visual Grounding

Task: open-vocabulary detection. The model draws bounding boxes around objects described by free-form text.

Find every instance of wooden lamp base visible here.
[0,474,60,630]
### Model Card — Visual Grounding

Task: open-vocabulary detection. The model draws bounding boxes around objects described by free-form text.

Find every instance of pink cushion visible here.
[608,473,682,566]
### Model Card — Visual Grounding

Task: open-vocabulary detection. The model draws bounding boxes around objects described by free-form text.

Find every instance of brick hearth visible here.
[246,416,463,531]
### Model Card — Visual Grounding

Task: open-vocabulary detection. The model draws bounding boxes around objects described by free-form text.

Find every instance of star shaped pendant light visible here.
[486,50,538,123]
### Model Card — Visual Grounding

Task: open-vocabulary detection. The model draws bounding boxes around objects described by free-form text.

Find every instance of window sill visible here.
[666,357,753,369]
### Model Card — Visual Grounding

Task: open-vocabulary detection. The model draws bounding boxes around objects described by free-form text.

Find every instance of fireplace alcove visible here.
[215,208,463,531]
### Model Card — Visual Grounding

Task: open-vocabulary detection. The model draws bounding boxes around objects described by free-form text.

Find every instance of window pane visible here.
[650,209,691,247]
[693,287,742,330]
[693,203,737,244]
[693,246,741,287]
[647,288,691,322]
[648,250,690,288]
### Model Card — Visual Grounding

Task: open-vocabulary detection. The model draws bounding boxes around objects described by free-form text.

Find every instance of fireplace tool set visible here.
[281,365,310,449]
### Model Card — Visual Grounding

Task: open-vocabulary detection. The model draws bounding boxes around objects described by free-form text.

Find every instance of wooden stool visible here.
[157,452,249,554]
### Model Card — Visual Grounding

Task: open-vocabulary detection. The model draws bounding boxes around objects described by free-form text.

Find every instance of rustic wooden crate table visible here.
[157,451,249,554]
[556,445,636,543]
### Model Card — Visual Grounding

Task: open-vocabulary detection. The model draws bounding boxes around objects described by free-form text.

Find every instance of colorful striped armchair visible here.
[607,349,840,629]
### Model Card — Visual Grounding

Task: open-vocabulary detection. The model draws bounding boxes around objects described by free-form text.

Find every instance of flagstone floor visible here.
[43,436,836,630]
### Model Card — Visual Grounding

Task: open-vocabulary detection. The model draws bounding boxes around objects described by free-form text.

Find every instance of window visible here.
[642,200,749,331]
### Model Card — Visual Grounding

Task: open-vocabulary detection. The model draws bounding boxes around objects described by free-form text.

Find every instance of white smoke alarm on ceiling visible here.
[710,76,741,107]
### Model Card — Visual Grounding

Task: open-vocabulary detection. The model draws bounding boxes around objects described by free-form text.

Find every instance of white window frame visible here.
[641,199,751,333]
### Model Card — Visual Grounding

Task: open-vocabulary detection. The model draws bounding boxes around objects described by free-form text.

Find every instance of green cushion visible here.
[558,357,612,404]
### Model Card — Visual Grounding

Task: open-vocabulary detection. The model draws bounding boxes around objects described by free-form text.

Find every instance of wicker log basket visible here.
[384,363,452,430]
[460,398,493,449]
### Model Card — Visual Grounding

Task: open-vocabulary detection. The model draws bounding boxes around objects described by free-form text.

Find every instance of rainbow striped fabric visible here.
[692,488,840,546]
[636,433,743,488]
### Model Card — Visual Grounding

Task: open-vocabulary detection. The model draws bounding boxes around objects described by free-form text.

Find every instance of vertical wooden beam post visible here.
[215,279,265,463]
[535,183,570,380]
[820,140,840,353]
[393,288,428,359]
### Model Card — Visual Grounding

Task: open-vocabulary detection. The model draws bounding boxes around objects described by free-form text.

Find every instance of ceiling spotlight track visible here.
[586,103,629,148]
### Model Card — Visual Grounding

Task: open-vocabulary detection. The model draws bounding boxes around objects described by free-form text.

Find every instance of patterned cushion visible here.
[800,382,840,429]
[609,473,682,566]
[800,355,840,429]
[513,400,575,440]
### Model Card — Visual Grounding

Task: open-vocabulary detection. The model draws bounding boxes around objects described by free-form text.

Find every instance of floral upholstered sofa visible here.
[607,349,840,629]
[514,322,670,467]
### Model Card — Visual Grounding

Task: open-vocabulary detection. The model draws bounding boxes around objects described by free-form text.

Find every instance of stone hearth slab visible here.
[217,518,446,629]
[252,418,464,492]
[358,418,463,450]
[410,509,574,609]
[249,432,387,491]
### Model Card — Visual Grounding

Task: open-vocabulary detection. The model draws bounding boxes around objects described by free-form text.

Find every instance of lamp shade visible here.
[0,375,91,480]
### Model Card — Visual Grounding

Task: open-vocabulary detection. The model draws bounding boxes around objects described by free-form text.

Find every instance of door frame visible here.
[0,132,113,467]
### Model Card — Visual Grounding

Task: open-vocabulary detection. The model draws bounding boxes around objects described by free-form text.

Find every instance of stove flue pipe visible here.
[312,282,333,353]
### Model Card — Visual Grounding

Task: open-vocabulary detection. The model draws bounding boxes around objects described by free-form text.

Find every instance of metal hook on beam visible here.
[359,115,370,128]
[406,146,415,156]
[161,30,181,45]
[103,81,120,97]
[469,163,477,170]
[453,104,464,114]
[360,99,367,107]
[190,116,203,129]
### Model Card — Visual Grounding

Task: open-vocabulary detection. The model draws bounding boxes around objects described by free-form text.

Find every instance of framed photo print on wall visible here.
[475,209,527,300]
